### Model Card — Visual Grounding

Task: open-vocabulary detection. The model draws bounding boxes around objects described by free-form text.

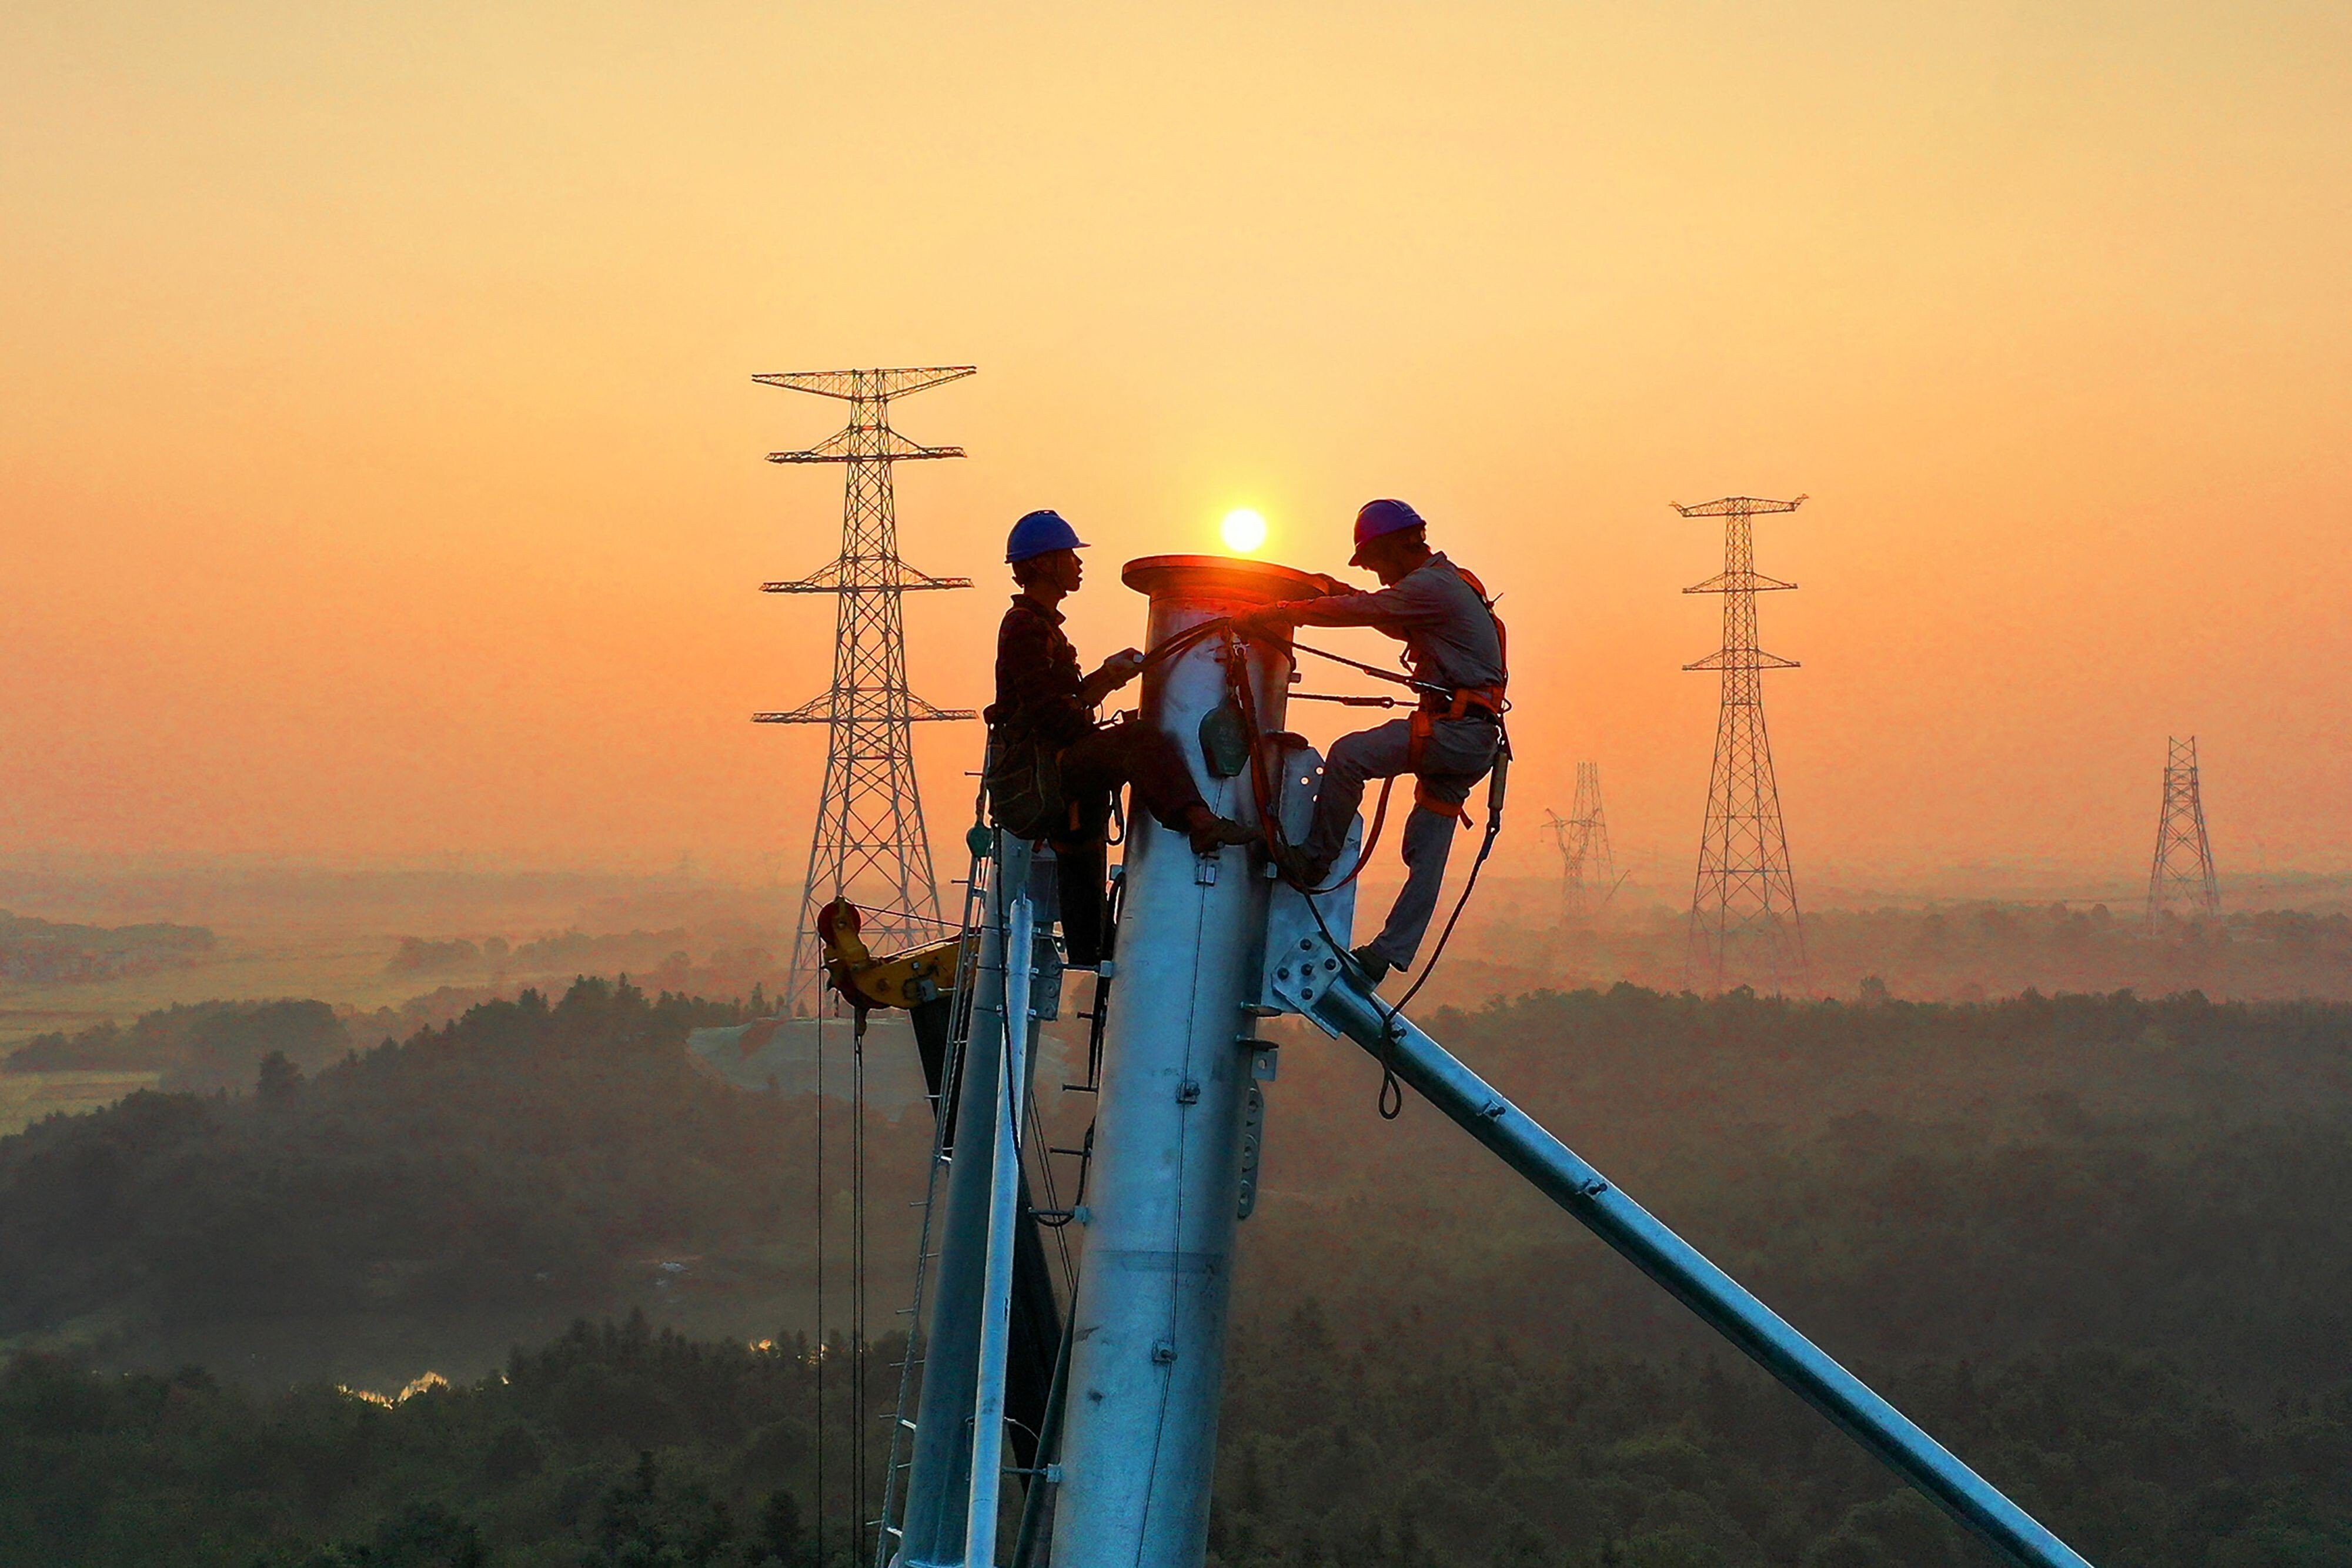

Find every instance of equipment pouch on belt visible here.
[984,731,1064,840]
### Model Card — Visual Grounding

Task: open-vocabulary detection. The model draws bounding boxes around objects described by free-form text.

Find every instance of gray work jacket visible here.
[1298,553,1506,697]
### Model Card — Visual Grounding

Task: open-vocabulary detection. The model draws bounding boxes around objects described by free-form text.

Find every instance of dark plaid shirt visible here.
[985,594,1094,747]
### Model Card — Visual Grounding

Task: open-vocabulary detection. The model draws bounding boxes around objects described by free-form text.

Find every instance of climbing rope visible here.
[851,1007,869,1564]
[812,1006,826,1566]
[1217,620,1512,1118]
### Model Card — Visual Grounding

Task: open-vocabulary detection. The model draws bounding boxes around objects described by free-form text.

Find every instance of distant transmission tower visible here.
[754,367,978,1011]
[1544,763,1619,922]
[2145,735,2220,928]
[1676,494,1808,994]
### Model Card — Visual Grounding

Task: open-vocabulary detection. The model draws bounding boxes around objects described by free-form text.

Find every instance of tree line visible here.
[4,1306,2345,1566]
[2,978,2348,1562]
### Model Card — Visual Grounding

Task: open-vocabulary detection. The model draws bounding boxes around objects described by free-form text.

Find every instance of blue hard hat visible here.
[1349,498,1425,566]
[1006,509,1089,564]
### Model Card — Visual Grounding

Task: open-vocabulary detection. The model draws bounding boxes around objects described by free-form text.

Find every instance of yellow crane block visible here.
[816,898,962,1016]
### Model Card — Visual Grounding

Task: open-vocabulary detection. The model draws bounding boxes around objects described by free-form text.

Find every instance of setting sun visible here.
[1220,508,1268,554]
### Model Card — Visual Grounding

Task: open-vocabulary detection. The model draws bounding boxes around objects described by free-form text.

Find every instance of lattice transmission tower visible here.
[1677,494,1808,994]
[2145,735,2220,928]
[754,367,978,1012]
[1544,762,1619,923]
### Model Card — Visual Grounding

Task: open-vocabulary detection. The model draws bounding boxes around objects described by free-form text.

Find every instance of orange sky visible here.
[4,2,2348,892]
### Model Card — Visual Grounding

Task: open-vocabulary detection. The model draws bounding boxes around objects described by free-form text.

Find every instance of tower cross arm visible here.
[766,427,967,464]
[761,559,975,593]
[753,692,977,723]
[1671,494,1809,518]
[1683,650,1801,673]
[1684,570,1798,594]
[751,695,833,724]
[752,366,978,402]
[905,694,980,722]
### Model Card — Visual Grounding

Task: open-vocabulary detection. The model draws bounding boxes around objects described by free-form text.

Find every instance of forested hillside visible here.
[1,980,2347,1563]
[1239,987,2352,1392]
[0,979,924,1379]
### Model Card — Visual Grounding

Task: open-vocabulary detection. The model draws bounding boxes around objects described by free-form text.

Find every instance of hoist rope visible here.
[811,1005,826,1565]
[851,1009,869,1563]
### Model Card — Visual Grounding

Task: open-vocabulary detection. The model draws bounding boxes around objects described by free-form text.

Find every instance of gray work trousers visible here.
[1302,713,1501,968]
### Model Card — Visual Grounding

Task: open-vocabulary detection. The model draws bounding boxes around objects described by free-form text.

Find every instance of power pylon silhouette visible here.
[1544,763,1619,923]
[1676,494,1807,994]
[754,367,978,1012]
[2145,735,2220,928]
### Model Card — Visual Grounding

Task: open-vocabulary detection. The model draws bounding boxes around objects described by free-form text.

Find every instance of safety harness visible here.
[1212,584,1512,1118]
[1401,562,1509,827]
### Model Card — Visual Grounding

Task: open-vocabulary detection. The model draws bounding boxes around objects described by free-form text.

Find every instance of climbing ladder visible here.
[870,817,1109,1567]
[1028,866,1120,1272]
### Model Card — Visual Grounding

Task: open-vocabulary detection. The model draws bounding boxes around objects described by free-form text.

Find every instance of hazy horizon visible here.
[6,2,2349,889]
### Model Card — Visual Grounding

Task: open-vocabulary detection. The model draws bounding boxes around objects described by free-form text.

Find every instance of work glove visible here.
[1083,647,1145,699]
[1230,605,1299,641]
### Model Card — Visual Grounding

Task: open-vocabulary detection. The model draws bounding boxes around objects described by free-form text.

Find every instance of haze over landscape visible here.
[6,2,2350,888]
[5,5,2352,1567]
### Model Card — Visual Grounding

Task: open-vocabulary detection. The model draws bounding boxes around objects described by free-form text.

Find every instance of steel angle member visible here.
[1302,981,2098,1568]
[1256,818,1362,1031]
[963,889,1035,1568]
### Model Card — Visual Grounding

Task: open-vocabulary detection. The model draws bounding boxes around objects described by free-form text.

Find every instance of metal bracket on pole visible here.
[1252,810,1361,1031]
[1235,1082,1267,1219]
[1264,937,2096,1568]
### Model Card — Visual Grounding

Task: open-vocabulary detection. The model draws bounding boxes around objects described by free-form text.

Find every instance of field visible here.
[0,1069,159,1137]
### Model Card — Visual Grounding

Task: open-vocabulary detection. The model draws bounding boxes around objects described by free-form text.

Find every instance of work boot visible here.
[1186,811,1258,857]
[1274,842,1335,888]
[1349,944,1393,987]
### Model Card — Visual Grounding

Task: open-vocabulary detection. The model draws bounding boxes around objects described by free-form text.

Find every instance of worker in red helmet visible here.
[1231,499,1507,985]
[988,510,1255,965]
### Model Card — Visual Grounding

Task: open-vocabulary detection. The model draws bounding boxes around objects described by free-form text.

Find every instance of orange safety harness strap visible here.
[1415,778,1472,828]
[1405,710,1473,830]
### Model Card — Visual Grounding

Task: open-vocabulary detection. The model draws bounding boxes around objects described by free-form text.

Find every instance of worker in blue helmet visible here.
[1231,499,1508,985]
[987,510,1255,964]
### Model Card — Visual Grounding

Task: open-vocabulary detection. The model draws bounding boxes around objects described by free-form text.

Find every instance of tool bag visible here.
[984,730,1064,840]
